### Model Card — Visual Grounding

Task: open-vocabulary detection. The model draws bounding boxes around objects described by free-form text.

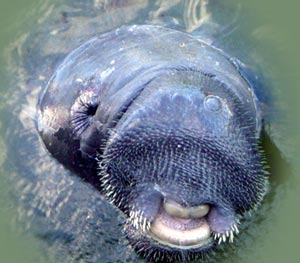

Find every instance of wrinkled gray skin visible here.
[38,24,268,261]
[1,1,288,263]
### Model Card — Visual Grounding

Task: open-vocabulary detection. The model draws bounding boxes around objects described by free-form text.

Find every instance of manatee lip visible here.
[163,199,210,219]
[149,200,212,249]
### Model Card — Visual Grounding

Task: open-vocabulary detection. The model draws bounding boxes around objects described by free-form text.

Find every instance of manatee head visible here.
[100,69,268,261]
[37,25,268,262]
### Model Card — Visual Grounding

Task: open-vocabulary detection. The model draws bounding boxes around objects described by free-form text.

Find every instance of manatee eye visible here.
[86,103,97,116]
[204,95,223,113]
[70,90,99,137]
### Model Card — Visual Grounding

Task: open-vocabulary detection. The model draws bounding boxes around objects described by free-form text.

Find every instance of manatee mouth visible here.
[149,200,212,249]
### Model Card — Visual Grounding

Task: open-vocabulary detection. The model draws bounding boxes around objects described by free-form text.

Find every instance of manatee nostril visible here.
[163,199,210,219]
[204,95,222,112]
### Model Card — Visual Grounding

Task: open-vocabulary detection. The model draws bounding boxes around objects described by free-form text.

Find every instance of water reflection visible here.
[183,0,210,32]
[151,0,211,33]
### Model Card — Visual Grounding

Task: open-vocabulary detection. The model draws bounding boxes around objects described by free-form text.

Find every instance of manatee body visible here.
[37,25,268,261]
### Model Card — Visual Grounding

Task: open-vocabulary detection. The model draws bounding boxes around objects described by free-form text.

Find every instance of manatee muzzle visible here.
[99,70,268,250]
[101,118,267,250]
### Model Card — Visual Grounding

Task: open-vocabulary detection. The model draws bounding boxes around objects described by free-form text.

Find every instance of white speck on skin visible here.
[128,25,137,32]
[75,78,83,83]
[224,104,233,117]
[110,60,115,65]
[172,18,179,25]
[100,67,115,80]
[50,30,58,35]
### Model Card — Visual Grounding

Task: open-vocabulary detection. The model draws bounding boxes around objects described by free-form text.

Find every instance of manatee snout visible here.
[101,95,266,258]
[37,25,268,261]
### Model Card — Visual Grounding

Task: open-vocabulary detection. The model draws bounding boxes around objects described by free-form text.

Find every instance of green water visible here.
[0,2,49,262]
[0,1,299,263]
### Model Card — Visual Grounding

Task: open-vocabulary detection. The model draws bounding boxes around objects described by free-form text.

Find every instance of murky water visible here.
[0,0,299,263]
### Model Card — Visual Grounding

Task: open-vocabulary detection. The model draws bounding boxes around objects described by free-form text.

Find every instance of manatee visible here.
[2,1,292,263]
[37,24,268,261]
